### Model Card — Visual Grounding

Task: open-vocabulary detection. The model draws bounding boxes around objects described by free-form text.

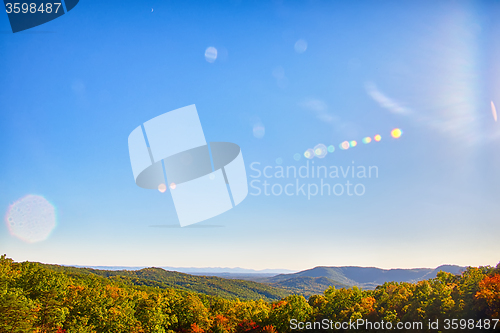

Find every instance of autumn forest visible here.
[1,255,499,333]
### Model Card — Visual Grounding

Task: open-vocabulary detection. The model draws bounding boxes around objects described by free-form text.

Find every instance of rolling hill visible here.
[42,264,292,301]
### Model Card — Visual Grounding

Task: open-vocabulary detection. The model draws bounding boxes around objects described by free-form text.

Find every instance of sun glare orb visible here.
[314,144,327,158]
[158,183,167,193]
[272,66,285,80]
[350,140,357,147]
[374,134,382,142]
[253,124,265,138]
[391,128,402,138]
[294,39,308,53]
[327,145,335,153]
[293,153,301,161]
[340,141,350,150]
[170,183,176,190]
[362,137,372,144]
[204,47,218,63]
[492,101,498,122]
[304,148,315,159]
[5,195,56,243]
[276,157,283,164]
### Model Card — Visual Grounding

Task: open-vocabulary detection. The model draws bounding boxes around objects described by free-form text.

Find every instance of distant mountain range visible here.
[63,264,466,298]
[71,265,295,275]
[252,265,465,295]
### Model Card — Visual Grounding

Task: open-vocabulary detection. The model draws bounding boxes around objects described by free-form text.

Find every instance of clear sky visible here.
[1,0,499,270]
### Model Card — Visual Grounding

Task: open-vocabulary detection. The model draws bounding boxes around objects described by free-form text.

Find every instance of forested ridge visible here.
[37,264,290,302]
[1,255,499,333]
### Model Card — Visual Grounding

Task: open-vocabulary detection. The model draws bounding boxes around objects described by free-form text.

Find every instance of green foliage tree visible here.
[135,291,177,333]
[0,255,37,332]
[372,282,412,323]
[267,295,312,333]
[172,292,211,332]
[321,286,375,322]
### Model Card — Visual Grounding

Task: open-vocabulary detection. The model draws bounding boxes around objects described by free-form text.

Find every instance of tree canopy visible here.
[1,255,498,333]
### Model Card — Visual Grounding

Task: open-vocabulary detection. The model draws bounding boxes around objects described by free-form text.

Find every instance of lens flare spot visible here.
[374,134,382,142]
[362,137,372,144]
[253,124,265,139]
[4,195,56,243]
[158,183,167,193]
[340,141,350,150]
[391,128,402,138]
[204,46,218,63]
[170,183,176,190]
[293,153,301,161]
[294,39,308,53]
[276,157,283,164]
[314,144,327,158]
[350,140,357,147]
[492,101,498,122]
[327,145,335,153]
[304,148,315,159]
[272,66,285,80]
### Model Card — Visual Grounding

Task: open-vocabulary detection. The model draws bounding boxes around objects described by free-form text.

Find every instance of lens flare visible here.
[492,101,498,122]
[272,66,285,80]
[253,124,265,138]
[304,148,315,159]
[391,128,402,138]
[276,157,283,164]
[314,144,327,158]
[204,47,218,63]
[170,183,176,190]
[158,183,167,193]
[5,195,56,243]
[300,130,400,158]
[294,39,308,53]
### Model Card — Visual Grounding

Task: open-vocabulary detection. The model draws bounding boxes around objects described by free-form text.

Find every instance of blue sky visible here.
[1,0,499,270]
